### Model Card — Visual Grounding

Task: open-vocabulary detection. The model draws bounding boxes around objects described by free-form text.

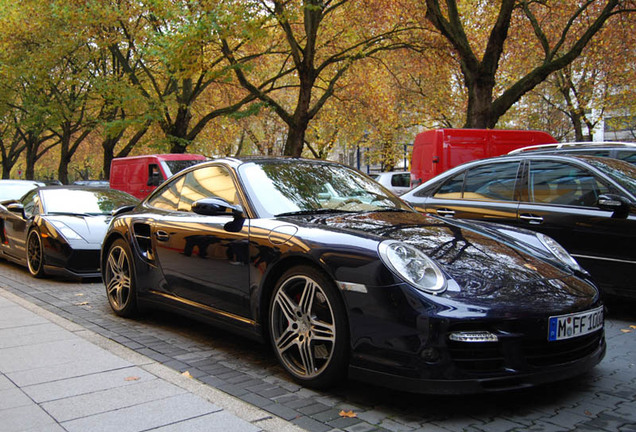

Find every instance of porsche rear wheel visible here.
[26,229,45,278]
[104,239,138,317]
[268,266,349,389]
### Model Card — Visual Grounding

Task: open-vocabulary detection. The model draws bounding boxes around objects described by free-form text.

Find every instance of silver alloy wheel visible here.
[270,275,337,379]
[105,244,132,312]
[26,230,44,277]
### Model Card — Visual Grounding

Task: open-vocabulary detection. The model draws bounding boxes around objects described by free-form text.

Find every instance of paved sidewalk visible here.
[0,289,303,432]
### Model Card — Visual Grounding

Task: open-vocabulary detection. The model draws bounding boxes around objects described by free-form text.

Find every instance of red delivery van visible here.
[410,129,557,186]
[110,153,207,199]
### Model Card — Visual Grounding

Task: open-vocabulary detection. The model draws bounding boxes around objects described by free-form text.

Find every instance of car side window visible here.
[462,162,521,201]
[391,173,411,188]
[21,190,39,219]
[147,176,185,211]
[178,166,239,213]
[432,172,465,199]
[527,161,609,207]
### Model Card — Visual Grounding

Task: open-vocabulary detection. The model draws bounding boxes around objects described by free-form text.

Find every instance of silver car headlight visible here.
[378,240,446,294]
[48,220,84,241]
[537,233,583,273]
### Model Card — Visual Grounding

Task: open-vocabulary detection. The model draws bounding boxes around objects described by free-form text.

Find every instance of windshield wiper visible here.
[370,207,412,213]
[275,209,355,217]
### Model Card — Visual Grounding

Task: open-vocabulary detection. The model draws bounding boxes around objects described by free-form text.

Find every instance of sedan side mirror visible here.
[597,194,630,217]
[192,198,243,218]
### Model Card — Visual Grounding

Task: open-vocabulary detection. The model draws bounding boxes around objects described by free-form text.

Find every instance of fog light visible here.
[449,331,499,343]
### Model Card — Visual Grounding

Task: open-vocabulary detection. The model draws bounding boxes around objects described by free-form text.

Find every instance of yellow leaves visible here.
[339,410,357,418]
[181,371,193,379]
[124,376,140,381]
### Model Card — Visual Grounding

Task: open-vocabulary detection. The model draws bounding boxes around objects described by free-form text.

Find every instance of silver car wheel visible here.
[270,274,337,380]
[105,240,137,316]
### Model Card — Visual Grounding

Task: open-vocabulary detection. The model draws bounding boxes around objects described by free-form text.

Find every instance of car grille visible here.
[448,331,603,373]
[523,332,602,367]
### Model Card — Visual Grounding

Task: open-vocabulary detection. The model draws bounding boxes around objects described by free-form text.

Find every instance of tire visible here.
[26,229,46,278]
[268,265,349,389]
[104,238,138,317]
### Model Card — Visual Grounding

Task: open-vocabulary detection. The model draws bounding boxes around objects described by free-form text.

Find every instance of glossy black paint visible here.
[102,158,605,393]
[402,154,636,300]
[0,186,139,278]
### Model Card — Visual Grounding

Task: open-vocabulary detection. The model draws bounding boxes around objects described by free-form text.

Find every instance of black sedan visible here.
[402,154,636,301]
[0,186,139,278]
[102,157,605,394]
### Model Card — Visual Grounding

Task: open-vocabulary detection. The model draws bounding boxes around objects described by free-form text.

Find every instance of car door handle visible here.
[519,214,543,224]
[155,230,170,242]
[436,208,455,217]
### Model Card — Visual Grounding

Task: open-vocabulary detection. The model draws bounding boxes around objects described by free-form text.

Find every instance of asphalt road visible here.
[0,260,634,432]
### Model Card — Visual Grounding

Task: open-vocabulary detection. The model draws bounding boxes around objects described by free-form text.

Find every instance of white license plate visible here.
[548,306,603,341]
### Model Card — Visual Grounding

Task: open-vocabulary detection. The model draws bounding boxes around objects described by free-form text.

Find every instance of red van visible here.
[410,129,557,186]
[109,154,207,199]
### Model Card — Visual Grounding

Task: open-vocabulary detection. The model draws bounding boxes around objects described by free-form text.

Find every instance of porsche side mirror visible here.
[192,198,243,218]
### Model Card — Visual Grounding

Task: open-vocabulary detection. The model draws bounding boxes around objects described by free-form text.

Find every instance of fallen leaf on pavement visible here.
[125,376,140,381]
[182,371,193,378]
[339,410,357,418]
[621,329,632,333]
[631,325,636,329]
[75,302,89,306]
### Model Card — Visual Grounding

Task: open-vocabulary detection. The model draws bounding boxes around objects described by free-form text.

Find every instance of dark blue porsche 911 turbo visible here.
[101,157,605,394]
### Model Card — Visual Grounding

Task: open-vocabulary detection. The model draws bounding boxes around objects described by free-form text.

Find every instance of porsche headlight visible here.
[48,220,83,241]
[537,233,583,272]
[378,240,446,294]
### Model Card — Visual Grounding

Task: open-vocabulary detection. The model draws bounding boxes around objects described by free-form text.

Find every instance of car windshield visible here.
[583,156,636,196]
[238,160,411,217]
[41,188,139,215]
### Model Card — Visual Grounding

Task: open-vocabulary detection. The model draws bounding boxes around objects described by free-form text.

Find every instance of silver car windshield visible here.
[238,161,411,217]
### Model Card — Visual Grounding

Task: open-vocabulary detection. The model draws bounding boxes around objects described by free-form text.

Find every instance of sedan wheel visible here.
[104,239,137,317]
[269,266,349,388]
[26,229,45,278]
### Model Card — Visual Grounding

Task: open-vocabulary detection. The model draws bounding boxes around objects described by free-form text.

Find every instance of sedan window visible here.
[462,162,520,201]
[433,172,465,199]
[528,161,608,207]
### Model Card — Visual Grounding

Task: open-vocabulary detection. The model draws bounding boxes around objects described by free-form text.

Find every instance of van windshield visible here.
[165,159,206,176]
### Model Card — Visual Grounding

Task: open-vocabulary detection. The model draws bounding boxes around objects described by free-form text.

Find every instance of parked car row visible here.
[2,140,632,395]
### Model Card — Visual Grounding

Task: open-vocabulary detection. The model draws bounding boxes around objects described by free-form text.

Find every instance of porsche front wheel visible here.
[104,239,138,317]
[268,266,349,388]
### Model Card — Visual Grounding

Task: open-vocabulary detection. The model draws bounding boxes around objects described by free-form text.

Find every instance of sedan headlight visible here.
[48,220,84,241]
[378,240,446,294]
[537,233,583,273]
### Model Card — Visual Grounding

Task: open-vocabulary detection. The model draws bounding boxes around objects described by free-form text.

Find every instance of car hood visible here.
[283,211,598,311]
[45,214,112,244]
